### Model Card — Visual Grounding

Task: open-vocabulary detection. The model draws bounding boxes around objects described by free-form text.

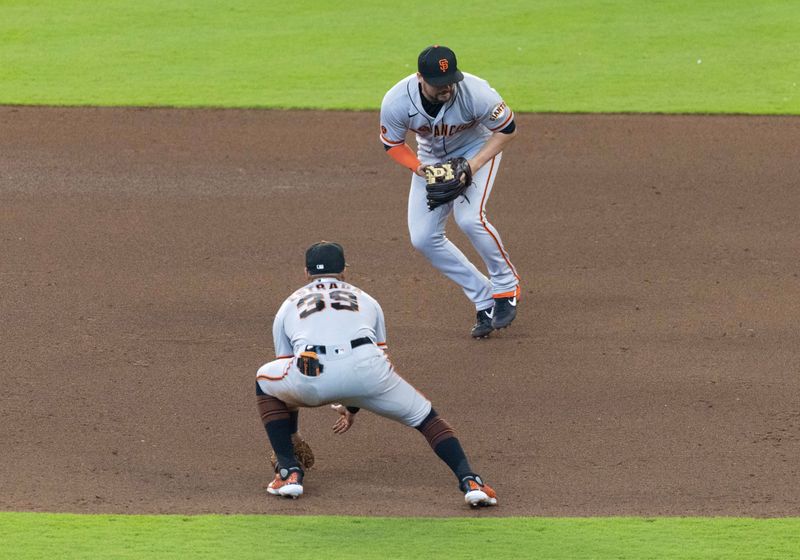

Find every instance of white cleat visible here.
[465,488,497,507]
[461,475,498,507]
[279,484,303,499]
[267,467,304,499]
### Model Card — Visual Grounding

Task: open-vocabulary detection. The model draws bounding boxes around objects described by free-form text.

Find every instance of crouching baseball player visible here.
[255,241,497,507]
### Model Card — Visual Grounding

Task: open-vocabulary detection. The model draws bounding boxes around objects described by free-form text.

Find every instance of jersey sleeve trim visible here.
[380,133,405,147]
[498,120,516,134]
[488,110,515,132]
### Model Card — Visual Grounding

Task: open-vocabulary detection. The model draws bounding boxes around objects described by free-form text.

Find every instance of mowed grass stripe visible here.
[1,513,799,559]
[0,0,797,113]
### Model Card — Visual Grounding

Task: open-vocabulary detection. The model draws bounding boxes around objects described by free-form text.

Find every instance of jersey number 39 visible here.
[297,290,359,319]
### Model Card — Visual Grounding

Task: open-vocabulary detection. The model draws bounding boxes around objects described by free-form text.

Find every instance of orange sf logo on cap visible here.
[439,59,449,72]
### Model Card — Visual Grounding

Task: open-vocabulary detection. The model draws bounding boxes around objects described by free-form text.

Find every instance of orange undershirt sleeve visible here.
[387,144,422,172]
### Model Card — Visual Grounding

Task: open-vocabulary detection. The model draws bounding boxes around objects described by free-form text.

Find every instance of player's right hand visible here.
[331,404,355,434]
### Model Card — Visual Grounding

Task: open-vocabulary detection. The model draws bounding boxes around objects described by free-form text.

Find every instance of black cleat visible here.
[471,308,495,338]
[491,293,518,329]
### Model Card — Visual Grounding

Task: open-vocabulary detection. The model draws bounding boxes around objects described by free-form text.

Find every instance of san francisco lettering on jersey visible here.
[433,121,478,137]
[379,72,513,164]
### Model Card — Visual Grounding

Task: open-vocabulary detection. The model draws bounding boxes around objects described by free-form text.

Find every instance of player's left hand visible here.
[331,403,355,434]
[423,157,474,210]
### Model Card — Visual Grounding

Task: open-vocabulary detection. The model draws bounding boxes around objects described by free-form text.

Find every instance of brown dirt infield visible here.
[1,107,798,517]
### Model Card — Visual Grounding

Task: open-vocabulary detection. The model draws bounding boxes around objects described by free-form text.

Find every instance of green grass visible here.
[1,0,798,113]
[1,513,798,560]
[2,2,799,558]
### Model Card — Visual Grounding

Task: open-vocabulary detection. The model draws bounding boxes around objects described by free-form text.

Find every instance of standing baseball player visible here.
[380,45,520,338]
[255,241,497,507]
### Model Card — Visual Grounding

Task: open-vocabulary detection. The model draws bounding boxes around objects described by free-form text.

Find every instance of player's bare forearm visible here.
[468,128,518,173]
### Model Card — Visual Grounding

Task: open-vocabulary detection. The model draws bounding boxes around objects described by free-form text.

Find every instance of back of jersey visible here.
[277,279,385,354]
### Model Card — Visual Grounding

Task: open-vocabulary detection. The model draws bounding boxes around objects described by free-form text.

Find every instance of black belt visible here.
[297,337,373,377]
[303,337,373,355]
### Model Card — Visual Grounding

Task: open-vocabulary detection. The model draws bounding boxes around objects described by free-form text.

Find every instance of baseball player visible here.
[255,241,497,507]
[380,45,521,338]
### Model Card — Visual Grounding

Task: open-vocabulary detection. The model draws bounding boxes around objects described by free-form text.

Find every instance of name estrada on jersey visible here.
[379,72,514,164]
[272,278,388,359]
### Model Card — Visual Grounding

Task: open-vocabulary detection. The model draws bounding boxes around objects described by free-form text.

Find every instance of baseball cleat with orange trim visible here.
[267,466,304,499]
[460,474,498,507]
[491,286,519,330]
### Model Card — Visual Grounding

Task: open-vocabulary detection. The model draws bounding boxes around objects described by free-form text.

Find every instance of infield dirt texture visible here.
[1,107,798,517]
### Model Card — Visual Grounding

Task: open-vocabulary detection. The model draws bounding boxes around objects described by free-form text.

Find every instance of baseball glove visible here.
[269,432,315,471]
[424,157,473,210]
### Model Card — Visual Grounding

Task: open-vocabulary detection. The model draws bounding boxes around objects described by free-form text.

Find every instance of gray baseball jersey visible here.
[257,278,431,427]
[379,72,514,163]
[271,278,387,358]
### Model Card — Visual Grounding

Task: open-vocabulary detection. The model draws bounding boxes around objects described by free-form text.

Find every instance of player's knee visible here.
[256,393,291,425]
[409,228,444,254]
[454,213,483,237]
[408,228,429,252]
[416,408,456,448]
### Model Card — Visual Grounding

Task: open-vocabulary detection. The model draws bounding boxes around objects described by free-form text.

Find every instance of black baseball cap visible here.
[418,45,464,86]
[305,241,346,274]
